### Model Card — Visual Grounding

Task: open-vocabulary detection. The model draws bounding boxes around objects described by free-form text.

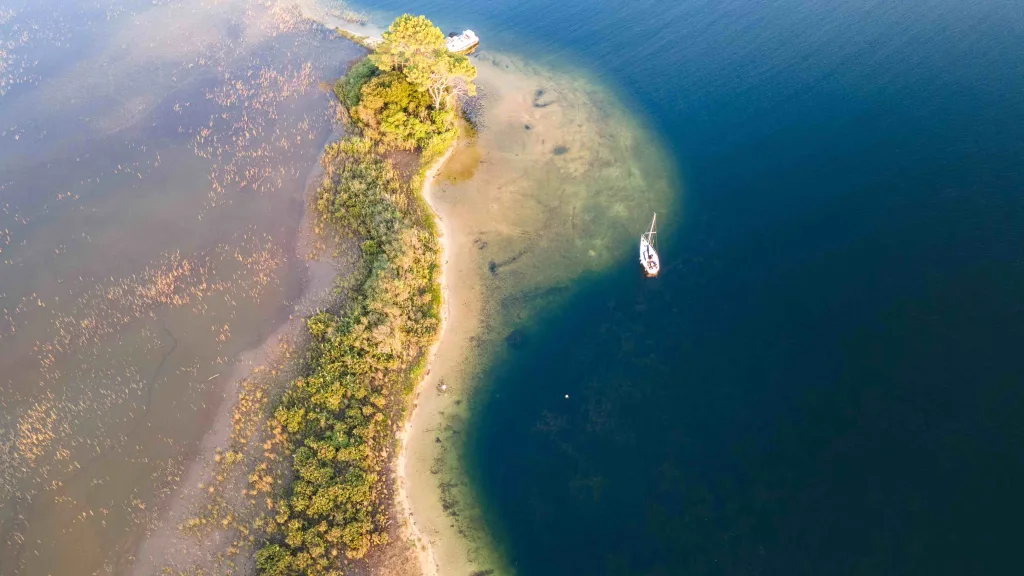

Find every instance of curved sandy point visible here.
[394,141,458,576]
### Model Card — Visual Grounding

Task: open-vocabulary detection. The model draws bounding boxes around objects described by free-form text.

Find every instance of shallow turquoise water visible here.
[351,0,1024,573]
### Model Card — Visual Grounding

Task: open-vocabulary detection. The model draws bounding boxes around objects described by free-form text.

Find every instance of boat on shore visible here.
[446,30,480,53]
[640,213,660,277]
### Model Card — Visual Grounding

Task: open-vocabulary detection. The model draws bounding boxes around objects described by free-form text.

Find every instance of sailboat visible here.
[640,213,660,277]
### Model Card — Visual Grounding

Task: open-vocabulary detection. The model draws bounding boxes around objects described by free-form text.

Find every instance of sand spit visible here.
[296,3,677,573]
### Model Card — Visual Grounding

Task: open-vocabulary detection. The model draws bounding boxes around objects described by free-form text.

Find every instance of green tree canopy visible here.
[370,14,477,110]
[351,71,434,150]
[370,14,446,72]
[409,49,477,110]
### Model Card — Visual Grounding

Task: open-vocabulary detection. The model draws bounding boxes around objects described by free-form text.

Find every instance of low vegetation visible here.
[254,14,475,576]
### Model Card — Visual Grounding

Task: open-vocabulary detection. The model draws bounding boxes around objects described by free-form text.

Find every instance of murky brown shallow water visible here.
[0,1,360,573]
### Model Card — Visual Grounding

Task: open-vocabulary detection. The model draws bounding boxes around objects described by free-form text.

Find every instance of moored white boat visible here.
[640,213,660,277]
[446,30,479,53]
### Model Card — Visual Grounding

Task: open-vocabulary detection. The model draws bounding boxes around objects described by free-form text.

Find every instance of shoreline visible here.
[393,139,459,576]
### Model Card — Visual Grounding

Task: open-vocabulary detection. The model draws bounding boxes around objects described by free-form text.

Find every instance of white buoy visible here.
[565,394,569,399]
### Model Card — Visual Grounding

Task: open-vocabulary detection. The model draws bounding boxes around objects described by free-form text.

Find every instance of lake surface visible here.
[354,0,1024,573]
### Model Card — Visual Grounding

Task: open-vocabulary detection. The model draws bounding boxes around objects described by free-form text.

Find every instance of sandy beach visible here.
[391,140,459,576]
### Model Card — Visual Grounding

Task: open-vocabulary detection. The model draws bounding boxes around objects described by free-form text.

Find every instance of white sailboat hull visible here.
[640,236,660,277]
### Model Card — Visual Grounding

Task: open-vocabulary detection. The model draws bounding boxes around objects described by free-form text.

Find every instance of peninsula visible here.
[253,14,474,575]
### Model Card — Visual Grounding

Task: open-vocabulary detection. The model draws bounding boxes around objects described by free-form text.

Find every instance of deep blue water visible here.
[366,0,1024,573]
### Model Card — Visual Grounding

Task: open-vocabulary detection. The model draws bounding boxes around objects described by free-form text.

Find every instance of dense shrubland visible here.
[351,71,455,153]
[254,14,474,576]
